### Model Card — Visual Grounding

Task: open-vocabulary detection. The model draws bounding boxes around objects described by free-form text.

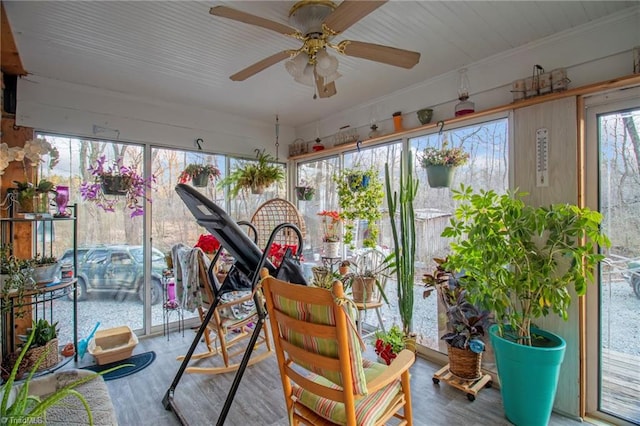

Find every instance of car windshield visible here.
[59,249,89,263]
[130,247,165,264]
[130,248,143,263]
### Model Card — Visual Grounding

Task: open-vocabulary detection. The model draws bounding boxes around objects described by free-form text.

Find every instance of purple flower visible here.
[80,156,156,218]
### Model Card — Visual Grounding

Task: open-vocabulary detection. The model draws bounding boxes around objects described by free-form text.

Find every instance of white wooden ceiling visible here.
[3,1,637,128]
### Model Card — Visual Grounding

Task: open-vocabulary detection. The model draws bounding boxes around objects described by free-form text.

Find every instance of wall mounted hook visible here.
[437,120,445,135]
[195,138,203,150]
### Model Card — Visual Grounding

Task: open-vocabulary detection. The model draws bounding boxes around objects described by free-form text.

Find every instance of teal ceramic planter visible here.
[425,165,455,188]
[489,324,566,426]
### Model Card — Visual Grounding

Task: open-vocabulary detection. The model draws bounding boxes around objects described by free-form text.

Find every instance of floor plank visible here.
[75,329,597,425]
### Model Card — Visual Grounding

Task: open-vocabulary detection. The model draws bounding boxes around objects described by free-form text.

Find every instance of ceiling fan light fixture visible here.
[289,1,336,36]
[294,63,316,87]
[285,52,310,79]
[324,70,342,84]
[316,49,339,77]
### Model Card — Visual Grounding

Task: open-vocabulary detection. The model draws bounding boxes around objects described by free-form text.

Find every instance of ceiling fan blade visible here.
[210,6,298,36]
[314,71,337,99]
[341,40,420,69]
[230,51,291,81]
[323,1,387,35]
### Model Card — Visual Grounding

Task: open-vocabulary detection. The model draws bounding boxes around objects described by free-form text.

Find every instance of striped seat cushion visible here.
[292,359,402,425]
[272,293,368,394]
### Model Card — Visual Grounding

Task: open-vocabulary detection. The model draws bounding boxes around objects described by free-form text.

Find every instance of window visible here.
[296,117,509,353]
[410,117,508,351]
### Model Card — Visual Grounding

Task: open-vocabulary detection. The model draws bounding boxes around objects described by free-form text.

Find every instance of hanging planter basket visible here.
[191,171,209,187]
[100,175,130,196]
[295,186,315,201]
[251,184,265,195]
[426,165,456,188]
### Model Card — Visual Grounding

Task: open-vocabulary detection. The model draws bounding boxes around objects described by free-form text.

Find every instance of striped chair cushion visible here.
[292,359,402,425]
[272,293,368,395]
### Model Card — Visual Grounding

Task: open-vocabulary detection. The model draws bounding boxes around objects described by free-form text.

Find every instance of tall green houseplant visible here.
[335,167,384,249]
[385,154,418,336]
[442,184,610,426]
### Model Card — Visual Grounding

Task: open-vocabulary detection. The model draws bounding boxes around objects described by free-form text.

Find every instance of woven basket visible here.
[26,338,59,371]
[448,346,482,380]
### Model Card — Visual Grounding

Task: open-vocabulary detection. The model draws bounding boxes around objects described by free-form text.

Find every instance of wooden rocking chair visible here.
[260,268,414,425]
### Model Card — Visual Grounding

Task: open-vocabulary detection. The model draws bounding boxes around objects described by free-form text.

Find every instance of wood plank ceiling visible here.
[1,2,25,76]
[2,1,637,128]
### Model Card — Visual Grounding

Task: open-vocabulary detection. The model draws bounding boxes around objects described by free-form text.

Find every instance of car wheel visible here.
[68,277,87,301]
[138,280,163,305]
[150,280,163,305]
[633,275,640,299]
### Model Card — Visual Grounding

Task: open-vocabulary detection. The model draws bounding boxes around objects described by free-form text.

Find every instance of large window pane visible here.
[296,157,340,261]
[150,148,226,330]
[409,118,509,351]
[39,134,149,343]
[596,106,640,424]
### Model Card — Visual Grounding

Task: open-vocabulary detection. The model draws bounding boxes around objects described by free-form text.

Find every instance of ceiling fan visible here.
[210,0,421,98]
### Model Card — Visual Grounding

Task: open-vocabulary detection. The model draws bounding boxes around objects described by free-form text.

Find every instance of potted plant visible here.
[294,182,315,201]
[419,138,469,188]
[12,179,55,214]
[178,163,221,187]
[317,210,342,258]
[335,167,384,249]
[341,252,389,304]
[423,258,489,380]
[19,319,59,372]
[310,266,339,290]
[384,153,418,337]
[0,137,59,175]
[338,260,350,276]
[79,155,156,218]
[31,254,59,285]
[1,326,119,423]
[374,324,405,365]
[1,244,36,316]
[442,185,610,426]
[219,149,284,197]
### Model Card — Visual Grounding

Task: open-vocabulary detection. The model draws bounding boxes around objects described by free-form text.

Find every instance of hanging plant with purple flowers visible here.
[79,156,156,218]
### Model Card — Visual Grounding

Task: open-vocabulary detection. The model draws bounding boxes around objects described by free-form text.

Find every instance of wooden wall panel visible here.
[513,97,580,418]
[1,117,34,355]
[1,118,33,258]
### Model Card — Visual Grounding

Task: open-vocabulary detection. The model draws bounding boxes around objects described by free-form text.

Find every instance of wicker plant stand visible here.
[432,363,493,401]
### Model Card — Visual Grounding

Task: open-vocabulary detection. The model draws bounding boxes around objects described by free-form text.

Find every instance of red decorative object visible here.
[194,234,220,254]
[267,243,301,267]
[374,338,397,365]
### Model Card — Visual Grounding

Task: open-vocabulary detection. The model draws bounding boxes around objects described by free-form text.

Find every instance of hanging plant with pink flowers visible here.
[79,156,156,218]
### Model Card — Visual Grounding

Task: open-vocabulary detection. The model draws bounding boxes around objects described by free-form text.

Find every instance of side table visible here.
[321,256,342,273]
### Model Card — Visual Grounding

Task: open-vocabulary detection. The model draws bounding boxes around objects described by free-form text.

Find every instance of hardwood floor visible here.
[93,328,592,426]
